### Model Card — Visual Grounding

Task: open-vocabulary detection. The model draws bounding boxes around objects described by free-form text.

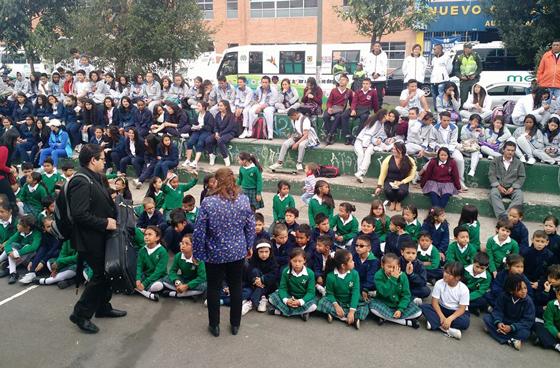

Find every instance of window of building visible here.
[331,50,360,74]
[279,51,305,74]
[250,0,317,18]
[380,42,406,74]
[227,0,238,18]
[249,52,263,74]
[197,0,213,19]
[218,52,238,76]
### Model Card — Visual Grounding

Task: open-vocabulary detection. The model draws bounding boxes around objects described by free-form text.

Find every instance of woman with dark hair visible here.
[115,75,130,102]
[14,115,37,163]
[150,101,190,137]
[460,83,492,122]
[205,100,236,167]
[12,92,33,124]
[0,128,20,213]
[300,77,323,116]
[31,118,51,165]
[373,141,416,211]
[115,96,138,130]
[512,114,545,165]
[33,95,49,120]
[402,44,427,88]
[420,147,462,208]
[436,82,461,123]
[153,134,179,179]
[134,133,160,187]
[193,167,256,337]
[118,127,145,176]
[89,70,109,105]
[183,101,214,170]
[101,97,116,126]
[130,74,145,103]
[46,94,64,120]
[80,98,101,143]
[511,87,551,127]
[104,125,125,172]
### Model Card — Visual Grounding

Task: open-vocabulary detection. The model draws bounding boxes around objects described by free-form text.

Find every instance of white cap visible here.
[47,119,62,127]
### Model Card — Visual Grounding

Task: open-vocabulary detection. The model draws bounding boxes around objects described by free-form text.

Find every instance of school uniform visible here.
[330,214,359,248]
[184,207,199,225]
[510,221,529,253]
[417,244,442,281]
[405,219,422,242]
[163,253,206,297]
[369,269,422,321]
[445,241,478,268]
[272,193,295,223]
[269,266,317,316]
[421,220,450,253]
[163,224,194,255]
[136,210,164,229]
[421,279,471,331]
[384,231,412,256]
[136,244,168,291]
[350,231,381,258]
[151,190,165,211]
[483,292,535,344]
[271,239,294,270]
[28,231,61,273]
[373,215,391,243]
[400,257,431,299]
[533,279,557,318]
[18,183,48,215]
[0,216,17,244]
[463,221,481,250]
[464,264,491,313]
[486,235,520,274]
[311,227,335,245]
[309,250,329,283]
[522,245,554,282]
[255,230,271,242]
[307,195,334,227]
[286,221,299,243]
[39,240,78,285]
[154,143,179,180]
[237,163,264,209]
[547,232,560,264]
[0,230,42,275]
[533,299,560,349]
[317,269,369,320]
[486,270,533,307]
[353,251,379,293]
[161,178,197,212]
[41,171,64,195]
[246,253,279,306]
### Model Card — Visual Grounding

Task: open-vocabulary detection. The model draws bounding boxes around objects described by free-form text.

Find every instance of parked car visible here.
[482,82,531,108]
[384,67,432,97]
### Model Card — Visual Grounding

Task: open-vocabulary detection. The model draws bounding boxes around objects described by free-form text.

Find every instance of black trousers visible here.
[206,259,244,328]
[73,250,112,320]
[372,81,385,108]
[384,182,409,203]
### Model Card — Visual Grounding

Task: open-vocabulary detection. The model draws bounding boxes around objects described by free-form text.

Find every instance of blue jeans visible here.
[15,141,35,163]
[431,83,445,110]
[205,133,235,158]
[39,148,68,167]
[186,131,210,152]
[119,155,144,176]
[421,303,470,331]
[65,122,82,148]
[428,192,452,209]
[301,192,313,204]
[154,160,178,180]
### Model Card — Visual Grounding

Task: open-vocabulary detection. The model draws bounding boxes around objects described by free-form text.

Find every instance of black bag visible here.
[51,173,92,242]
[105,196,138,294]
[316,165,340,178]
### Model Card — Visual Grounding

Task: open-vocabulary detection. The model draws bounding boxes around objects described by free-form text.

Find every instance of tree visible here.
[335,0,435,44]
[483,0,560,67]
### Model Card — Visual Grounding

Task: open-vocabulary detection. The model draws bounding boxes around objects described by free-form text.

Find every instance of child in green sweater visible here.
[330,202,359,249]
[308,180,335,227]
[403,204,421,242]
[464,252,491,316]
[0,201,17,247]
[417,231,442,283]
[446,226,477,268]
[146,177,165,211]
[534,286,560,353]
[486,219,519,277]
[369,252,422,328]
[269,248,317,320]
[237,152,264,209]
[136,226,169,302]
[37,197,55,230]
[317,249,369,329]
[182,195,199,224]
[17,172,48,216]
[162,172,198,214]
[163,234,206,298]
[369,199,391,244]
[458,204,480,251]
[272,180,296,224]
[41,157,64,195]
[36,240,77,289]
[0,215,41,284]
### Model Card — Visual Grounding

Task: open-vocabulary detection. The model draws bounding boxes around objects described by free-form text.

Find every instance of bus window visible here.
[332,50,360,74]
[249,51,263,74]
[280,51,305,74]
[217,52,238,77]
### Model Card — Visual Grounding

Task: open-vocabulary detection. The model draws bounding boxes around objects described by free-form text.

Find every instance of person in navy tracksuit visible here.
[12,92,33,123]
[153,134,179,180]
[205,100,237,165]
[352,234,379,298]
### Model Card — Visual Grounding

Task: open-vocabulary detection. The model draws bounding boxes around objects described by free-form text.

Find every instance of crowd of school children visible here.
[0,48,559,353]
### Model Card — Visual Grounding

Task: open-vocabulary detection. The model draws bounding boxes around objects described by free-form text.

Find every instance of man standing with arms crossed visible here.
[363,42,388,109]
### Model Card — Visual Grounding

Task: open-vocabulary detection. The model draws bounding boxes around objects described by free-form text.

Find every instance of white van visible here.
[0,48,47,78]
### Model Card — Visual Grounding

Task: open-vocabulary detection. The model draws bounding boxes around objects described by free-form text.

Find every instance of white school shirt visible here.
[432,279,470,310]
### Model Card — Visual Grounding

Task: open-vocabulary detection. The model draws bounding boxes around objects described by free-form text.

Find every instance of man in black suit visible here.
[68,144,126,333]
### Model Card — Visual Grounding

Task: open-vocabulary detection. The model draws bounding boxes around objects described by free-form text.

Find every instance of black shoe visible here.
[301,312,310,322]
[0,269,9,278]
[344,136,353,145]
[57,279,75,289]
[161,290,172,298]
[95,308,127,318]
[231,325,239,336]
[408,319,420,329]
[69,314,99,334]
[8,273,18,284]
[208,325,220,337]
[325,134,332,145]
[377,317,385,326]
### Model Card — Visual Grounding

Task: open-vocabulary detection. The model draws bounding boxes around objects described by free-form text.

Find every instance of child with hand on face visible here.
[533,285,560,353]
[400,240,430,304]
[533,265,560,319]
[486,219,519,278]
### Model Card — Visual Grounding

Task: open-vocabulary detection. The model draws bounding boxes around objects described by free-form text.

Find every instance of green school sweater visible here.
[325,269,361,309]
[272,194,295,222]
[18,183,48,212]
[373,269,412,311]
[330,214,359,242]
[162,178,198,211]
[463,264,491,301]
[185,207,199,224]
[417,244,441,270]
[41,172,64,195]
[0,216,17,244]
[236,164,263,194]
[374,216,391,243]
[168,253,206,288]
[406,219,422,242]
[544,299,560,337]
[278,266,316,303]
[464,221,481,250]
[53,240,77,270]
[486,235,519,273]
[136,244,169,288]
[4,230,42,256]
[308,196,334,227]
[132,228,146,249]
[445,241,478,267]
[153,190,165,210]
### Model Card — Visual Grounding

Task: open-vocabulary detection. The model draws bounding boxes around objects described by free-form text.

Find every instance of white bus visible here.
[0,48,47,78]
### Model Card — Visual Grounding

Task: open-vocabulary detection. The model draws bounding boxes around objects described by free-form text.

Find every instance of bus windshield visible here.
[217,52,238,77]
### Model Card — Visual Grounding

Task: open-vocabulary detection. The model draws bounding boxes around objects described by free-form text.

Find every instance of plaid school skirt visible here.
[317,296,370,320]
[369,298,422,320]
[269,291,317,316]
[243,187,264,209]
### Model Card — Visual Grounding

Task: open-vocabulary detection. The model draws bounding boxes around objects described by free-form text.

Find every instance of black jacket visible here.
[68,167,117,253]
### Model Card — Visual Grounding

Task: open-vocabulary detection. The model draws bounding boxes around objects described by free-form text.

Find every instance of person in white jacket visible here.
[402,44,427,87]
[363,42,388,108]
[234,77,255,139]
[511,87,552,127]
[460,83,493,122]
[429,44,453,108]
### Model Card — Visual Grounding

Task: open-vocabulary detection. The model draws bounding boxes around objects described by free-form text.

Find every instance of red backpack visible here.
[316,165,340,178]
[252,117,268,139]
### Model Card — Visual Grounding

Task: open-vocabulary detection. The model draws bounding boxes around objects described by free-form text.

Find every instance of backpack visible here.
[316,165,340,178]
[252,117,268,139]
[491,105,503,122]
[51,173,92,242]
[501,100,517,125]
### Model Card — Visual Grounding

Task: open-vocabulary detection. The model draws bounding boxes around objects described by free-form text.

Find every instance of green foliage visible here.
[483,0,560,67]
[335,0,435,44]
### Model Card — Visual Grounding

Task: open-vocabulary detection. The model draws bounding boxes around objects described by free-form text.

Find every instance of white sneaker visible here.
[413,297,422,306]
[182,160,191,168]
[224,157,231,167]
[188,161,198,169]
[133,179,142,189]
[446,328,462,340]
[204,299,208,307]
[19,272,36,284]
[519,155,527,163]
[269,162,283,170]
[209,154,216,166]
[527,157,536,165]
[554,343,560,352]
[75,143,83,153]
[426,321,431,330]
[316,284,326,296]
[296,163,304,171]
[239,129,249,139]
[487,156,494,161]
[241,300,253,316]
[468,170,475,177]
[509,338,522,351]
[257,297,268,312]
[354,172,364,183]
